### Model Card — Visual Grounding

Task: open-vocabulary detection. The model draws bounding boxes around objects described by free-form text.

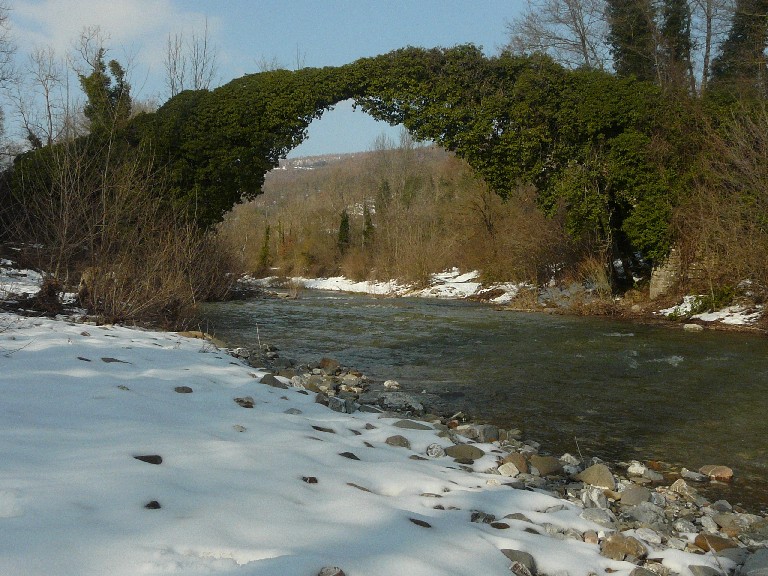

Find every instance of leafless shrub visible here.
[4,135,238,327]
[674,103,768,300]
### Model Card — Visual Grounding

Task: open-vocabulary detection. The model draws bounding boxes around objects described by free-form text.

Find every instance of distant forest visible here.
[1,1,767,324]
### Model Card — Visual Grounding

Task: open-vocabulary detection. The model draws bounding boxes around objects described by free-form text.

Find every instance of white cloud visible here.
[11,0,221,98]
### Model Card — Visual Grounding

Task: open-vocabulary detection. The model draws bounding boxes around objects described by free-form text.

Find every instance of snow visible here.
[0,260,44,299]
[256,268,527,304]
[0,310,734,576]
[657,295,764,326]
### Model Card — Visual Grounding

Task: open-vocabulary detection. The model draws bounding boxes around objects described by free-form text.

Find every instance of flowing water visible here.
[201,290,768,512]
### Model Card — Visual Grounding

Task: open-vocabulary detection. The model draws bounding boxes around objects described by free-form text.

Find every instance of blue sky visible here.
[11,0,521,156]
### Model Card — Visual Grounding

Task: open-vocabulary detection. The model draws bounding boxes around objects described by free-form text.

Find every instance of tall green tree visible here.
[710,0,768,99]
[78,49,132,136]
[337,208,350,254]
[606,0,659,82]
[660,0,695,91]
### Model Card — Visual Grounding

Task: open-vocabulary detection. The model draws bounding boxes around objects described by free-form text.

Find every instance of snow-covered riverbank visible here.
[2,259,767,575]
[0,311,754,576]
[248,268,765,329]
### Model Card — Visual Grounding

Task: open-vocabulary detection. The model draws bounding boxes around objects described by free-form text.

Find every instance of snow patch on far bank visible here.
[251,268,528,305]
[657,295,764,326]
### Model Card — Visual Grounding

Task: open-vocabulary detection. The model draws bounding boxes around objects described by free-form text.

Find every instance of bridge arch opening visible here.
[287,98,404,158]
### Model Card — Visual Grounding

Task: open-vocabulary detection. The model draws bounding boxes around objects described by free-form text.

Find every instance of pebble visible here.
[577,463,616,490]
[385,435,411,449]
[425,443,446,458]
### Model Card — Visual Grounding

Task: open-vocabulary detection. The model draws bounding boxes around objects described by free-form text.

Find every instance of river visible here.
[200,290,768,512]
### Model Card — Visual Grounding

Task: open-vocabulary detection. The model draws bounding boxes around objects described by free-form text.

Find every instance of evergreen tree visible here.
[258,224,271,272]
[710,0,768,98]
[606,0,659,82]
[660,0,694,91]
[337,209,350,254]
[78,49,131,136]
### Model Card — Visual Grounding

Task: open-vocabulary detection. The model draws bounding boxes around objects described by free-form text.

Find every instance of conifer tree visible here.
[337,209,350,254]
[710,0,768,98]
[78,49,131,136]
[606,0,659,82]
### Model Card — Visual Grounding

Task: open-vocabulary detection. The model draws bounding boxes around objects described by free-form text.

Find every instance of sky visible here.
[9,0,522,157]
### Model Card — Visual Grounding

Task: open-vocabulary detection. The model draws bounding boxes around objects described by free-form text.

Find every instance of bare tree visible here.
[691,0,736,91]
[0,2,15,85]
[164,33,186,98]
[12,46,68,147]
[505,0,611,70]
[163,18,219,99]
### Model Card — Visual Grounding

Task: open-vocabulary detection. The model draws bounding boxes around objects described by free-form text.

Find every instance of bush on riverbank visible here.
[2,138,240,328]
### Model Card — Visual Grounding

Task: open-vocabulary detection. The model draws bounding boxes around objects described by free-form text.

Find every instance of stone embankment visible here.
[232,343,768,576]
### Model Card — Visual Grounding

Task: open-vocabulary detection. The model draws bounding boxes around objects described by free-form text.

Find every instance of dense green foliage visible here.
[78,49,132,137]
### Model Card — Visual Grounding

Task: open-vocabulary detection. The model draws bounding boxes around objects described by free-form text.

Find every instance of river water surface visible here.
[201,290,768,512]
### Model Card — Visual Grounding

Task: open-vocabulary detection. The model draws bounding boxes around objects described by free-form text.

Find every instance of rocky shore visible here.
[233,343,768,576]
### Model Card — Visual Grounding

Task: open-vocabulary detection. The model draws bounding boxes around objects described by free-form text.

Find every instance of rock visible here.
[378,392,424,415]
[700,515,719,533]
[338,452,360,461]
[503,452,529,474]
[742,518,768,542]
[681,467,708,482]
[529,455,562,476]
[327,396,359,414]
[500,550,536,575]
[259,373,288,388]
[577,463,616,490]
[581,486,609,509]
[673,519,697,533]
[710,499,732,512]
[621,485,652,506]
[742,549,768,576]
[318,357,340,374]
[627,461,648,476]
[144,500,161,509]
[600,533,648,561]
[699,464,734,482]
[580,507,617,528]
[622,502,665,526]
[133,454,162,465]
[693,533,738,552]
[317,567,346,576]
[668,478,698,500]
[560,453,580,467]
[630,568,657,576]
[234,396,255,408]
[302,476,318,484]
[688,566,720,576]
[393,419,433,430]
[385,435,411,449]
[445,444,484,461]
[583,530,599,545]
[425,443,446,458]
[635,527,662,545]
[471,511,496,524]
[683,323,704,332]
[174,386,193,393]
[457,424,500,443]
[409,517,431,528]
[284,408,302,415]
[498,462,521,477]
[383,379,400,389]
[643,469,664,482]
